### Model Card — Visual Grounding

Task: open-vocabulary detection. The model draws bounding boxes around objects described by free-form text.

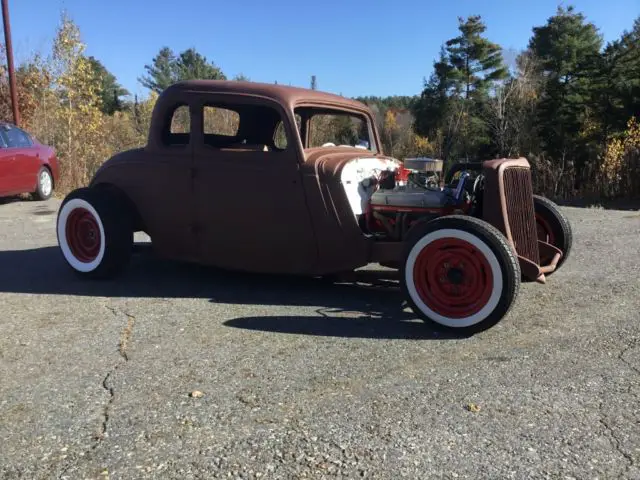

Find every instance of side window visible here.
[170,105,190,134]
[273,114,301,150]
[273,122,287,150]
[200,102,289,153]
[3,126,32,148]
[203,106,239,136]
[161,104,190,147]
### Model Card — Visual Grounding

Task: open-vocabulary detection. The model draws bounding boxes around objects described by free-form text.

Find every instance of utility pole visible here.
[1,0,19,126]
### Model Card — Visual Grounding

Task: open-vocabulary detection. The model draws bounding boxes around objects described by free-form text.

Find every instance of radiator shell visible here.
[482,158,541,273]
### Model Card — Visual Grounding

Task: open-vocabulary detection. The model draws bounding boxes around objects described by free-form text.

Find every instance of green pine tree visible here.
[138,47,226,93]
[412,15,507,161]
[526,5,603,166]
[86,56,130,115]
[445,15,509,99]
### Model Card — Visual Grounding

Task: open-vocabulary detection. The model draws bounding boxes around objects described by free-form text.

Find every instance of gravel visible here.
[0,197,639,479]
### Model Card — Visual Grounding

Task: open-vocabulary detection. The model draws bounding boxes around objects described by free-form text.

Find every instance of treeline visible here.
[355,96,418,111]
[0,7,638,201]
[376,7,640,200]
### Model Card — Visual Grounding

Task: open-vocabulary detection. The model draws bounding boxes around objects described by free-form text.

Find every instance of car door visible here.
[191,94,317,274]
[128,102,198,263]
[3,126,41,193]
[0,130,18,196]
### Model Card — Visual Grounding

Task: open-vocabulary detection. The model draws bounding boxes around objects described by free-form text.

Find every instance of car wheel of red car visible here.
[533,195,572,273]
[34,167,54,201]
[400,215,521,335]
[56,186,133,278]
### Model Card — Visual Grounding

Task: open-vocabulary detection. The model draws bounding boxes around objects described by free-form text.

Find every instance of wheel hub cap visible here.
[65,207,101,262]
[413,237,493,318]
[40,171,52,195]
[446,267,464,285]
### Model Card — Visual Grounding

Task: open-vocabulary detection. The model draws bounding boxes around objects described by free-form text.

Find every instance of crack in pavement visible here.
[99,307,135,440]
[58,307,136,480]
[619,336,640,378]
[598,402,634,479]
[118,311,136,362]
[595,336,640,480]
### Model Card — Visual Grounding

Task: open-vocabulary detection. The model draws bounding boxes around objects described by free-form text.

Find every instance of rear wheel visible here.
[400,215,520,334]
[56,186,133,278]
[533,195,572,273]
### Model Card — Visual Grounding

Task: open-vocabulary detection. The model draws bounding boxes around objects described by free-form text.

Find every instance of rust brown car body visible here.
[90,81,397,274]
[57,80,572,334]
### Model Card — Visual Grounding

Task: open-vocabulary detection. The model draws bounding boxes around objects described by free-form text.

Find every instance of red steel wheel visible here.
[401,215,520,333]
[65,207,102,262]
[535,212,556,245]
[533,195,573,273]
[412,237,494,319]
[57,186,133,278]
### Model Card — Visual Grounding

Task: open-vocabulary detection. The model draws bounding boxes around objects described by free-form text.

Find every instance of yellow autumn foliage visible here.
[599,117,640,197]
[383,110,398,133]
[379,109,435,158]
[409,133,434,156]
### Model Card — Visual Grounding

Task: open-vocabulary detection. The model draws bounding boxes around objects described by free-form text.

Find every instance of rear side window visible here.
[1,126,32,148]
[170,105,190,134]
[162,104,190,146]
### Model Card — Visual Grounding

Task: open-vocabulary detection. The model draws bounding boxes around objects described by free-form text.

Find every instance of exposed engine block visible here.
[370,181,462,209]
[369,170,470,211]
[361,160,475,240]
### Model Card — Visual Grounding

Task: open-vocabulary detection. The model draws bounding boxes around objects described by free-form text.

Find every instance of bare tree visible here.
[485,51,543,157]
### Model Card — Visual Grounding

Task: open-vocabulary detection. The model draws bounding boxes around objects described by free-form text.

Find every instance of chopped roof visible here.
[165,79,372,114]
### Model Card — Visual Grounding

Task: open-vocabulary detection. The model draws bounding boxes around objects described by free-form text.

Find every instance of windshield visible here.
[295,107,376,153]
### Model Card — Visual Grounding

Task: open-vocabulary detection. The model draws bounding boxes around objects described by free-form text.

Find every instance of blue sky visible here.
[5,0,639,99]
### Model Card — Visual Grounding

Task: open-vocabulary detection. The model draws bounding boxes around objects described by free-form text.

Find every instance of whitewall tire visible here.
[400,215,520,334]
[57,198,106,273]
[56,186,133,279]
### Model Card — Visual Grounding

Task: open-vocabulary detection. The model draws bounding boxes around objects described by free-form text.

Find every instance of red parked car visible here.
[0,122,59,200]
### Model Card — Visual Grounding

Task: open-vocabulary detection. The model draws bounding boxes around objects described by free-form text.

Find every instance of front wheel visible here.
[400,215,521,335]
[533,195,572,273]
[56,186,133,279]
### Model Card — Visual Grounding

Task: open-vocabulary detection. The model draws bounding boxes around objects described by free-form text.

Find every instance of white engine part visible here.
[340,157,401,215]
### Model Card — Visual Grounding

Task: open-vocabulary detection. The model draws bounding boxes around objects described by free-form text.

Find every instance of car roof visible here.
[165,80,372,114]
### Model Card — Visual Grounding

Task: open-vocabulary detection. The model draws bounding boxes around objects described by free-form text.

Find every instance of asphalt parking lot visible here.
[0,196,639,479]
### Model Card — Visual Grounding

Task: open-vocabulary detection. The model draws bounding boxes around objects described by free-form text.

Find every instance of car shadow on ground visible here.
[0,245,466,340]
[0,195,28,206]
[222,314,453,340]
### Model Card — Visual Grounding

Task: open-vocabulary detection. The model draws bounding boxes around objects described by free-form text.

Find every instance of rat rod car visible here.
[55,80,572,334]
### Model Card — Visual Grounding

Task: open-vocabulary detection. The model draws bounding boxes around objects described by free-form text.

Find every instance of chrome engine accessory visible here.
[403,157,444,173]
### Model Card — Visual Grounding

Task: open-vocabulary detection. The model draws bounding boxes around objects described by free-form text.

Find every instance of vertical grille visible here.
[502,166,540,264]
